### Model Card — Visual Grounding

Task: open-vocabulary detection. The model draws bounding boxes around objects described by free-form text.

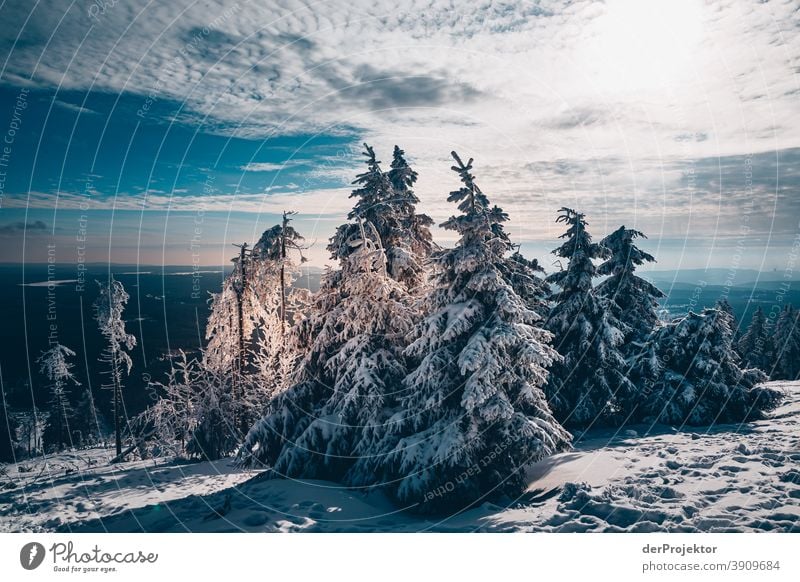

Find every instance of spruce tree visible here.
[628,333,662,420]
[137,350,239,460]
[38,344,79,451]
[204,266,242,376]
[716,298,736,331]
[597,226,664,338]
[203,222,307,439]
[70,389,105,448]
[386,145,435,289]
[545,209,634,426]
[236,249,351,471]
[640,308,780,425]
[183,367,239,461]
[94,277,136,457]
[239,220,412,483]
[328,145,393,266]
[249,212,308,397]
[237,267,341,472]
[199,265,253,447]
[373,152,569,512]
[329,144,433,291]
[500,248,551,316]
[137,351,196,457]
[204,244,257,381]
[0,391,18,462]
[772,304,800,380]
[737,306,773,372]
[253,212,307,330]
[16,411,45,457]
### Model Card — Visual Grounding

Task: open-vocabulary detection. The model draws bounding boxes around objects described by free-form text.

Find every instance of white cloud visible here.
[240,162,288,172]
[10,187,353,217]
[1,0,798,243]
[4,0,796,152]
[240,159,307,172]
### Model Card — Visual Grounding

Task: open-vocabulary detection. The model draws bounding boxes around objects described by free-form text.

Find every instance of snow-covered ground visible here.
[2,381,798,533]
[0,451,253,532]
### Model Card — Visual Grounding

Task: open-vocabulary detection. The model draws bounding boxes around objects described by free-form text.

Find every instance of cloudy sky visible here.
[0,0,798,270]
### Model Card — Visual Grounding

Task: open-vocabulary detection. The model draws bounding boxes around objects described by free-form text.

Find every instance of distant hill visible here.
[643,268,795,287]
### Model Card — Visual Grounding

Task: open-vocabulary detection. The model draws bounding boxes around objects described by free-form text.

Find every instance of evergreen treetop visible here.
[773,304,800,380]
[545,209,633,426]
[597,226,664,335]
[330,144,433,290]
[737,306,773,372]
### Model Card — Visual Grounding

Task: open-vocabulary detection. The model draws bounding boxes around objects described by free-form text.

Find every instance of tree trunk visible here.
[280,264,286,337]
[235,279,245,435]
[112,354,122,457]
[235,244,248,392]
[111,429,155,464]
[114,382,121,457]
[236,296,245,378]
[280,212,288,337]
[234,243,249,436]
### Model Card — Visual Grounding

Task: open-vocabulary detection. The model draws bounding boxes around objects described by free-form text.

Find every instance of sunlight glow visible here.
[583,0,705,94]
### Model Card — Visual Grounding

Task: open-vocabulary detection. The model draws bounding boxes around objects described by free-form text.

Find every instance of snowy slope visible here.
[2,381,798,533]
[0,450,253,532]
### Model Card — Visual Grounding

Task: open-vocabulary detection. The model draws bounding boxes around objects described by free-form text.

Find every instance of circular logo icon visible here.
[20,542,46,570]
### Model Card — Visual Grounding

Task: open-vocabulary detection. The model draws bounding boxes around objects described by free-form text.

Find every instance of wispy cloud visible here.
[7,189,353,217]
[0,0,798,263]
[0,220,48,234]
[240,160,308,172]
[53,99,97,115]
[3,0,796,158]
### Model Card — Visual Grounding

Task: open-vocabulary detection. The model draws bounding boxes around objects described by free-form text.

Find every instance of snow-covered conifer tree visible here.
[204,244,259,380]
[203,273,242,376]
[138,350,239,460]
[136,350,196,456]
[183,374,239,460]
[253,211,307,332]
[545,209,634,426]
[640,308,780,425]
[16,412,46,457]
[386,145,435,289]
[38,344,79,451]
[203,243,269,437]
[715,298,736,331]
[94,277,136,457]
[196,267,254,449]
[500,248,551,316]
[597,226,664,339]
[237,266,342,471]
[772,304,800,380]
[249,212,308,398]
[202,218,307,444]
[737,306,773,372]
[628,333,662,421]
[1,390,19,462]
[370,152,569,513]
[329,145,392,266]
[239,220,412,483]
[330,144,433,291]
[70,389,105,448]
